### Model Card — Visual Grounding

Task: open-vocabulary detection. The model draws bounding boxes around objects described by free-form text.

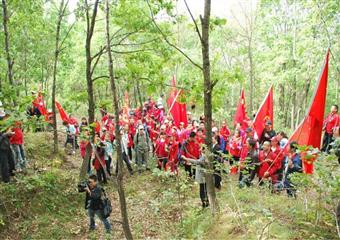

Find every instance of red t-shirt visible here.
[324,113,340,134]
[10,127,24,145]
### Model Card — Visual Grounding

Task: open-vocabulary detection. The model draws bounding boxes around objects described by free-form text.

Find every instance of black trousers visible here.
[0,149,12,183]
[96,168,107,184]
[128,147,133,161]
[116,152,133,174]
[199,183,208,206]
[322,132,333,153]
[214,172,222,189]
[239,166,257,187]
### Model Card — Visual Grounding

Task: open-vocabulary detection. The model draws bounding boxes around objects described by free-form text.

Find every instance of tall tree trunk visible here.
[51,0,66,154]
[248,39,254,113]
[85,0,99,124]
[79,0,100,181]
[200,0,218,215]
[105,1,133,239]
[2,0,15,105]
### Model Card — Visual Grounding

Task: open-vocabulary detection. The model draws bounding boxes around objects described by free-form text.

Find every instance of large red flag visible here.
[234,88,249,130]
[33,92,48,117]
[166,75,188,127]
[288,50,330,149]
[55,101,69,123]
[252,86,274,138]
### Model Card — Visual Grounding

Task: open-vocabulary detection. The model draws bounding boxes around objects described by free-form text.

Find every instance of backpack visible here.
[101,188,112,218]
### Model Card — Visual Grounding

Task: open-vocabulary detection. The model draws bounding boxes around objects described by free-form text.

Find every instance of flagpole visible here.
[167,89,182,115]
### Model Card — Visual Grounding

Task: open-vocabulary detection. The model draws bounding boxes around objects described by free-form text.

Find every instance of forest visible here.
[0,0,339,239]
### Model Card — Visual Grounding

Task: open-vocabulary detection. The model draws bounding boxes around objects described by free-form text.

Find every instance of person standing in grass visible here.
[84,174,112,233]
[10,121,27,172]
[182,147,209,208]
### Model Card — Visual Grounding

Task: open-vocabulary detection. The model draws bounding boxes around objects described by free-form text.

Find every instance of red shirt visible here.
[155,139,168,158]
[228,136,242,157]
[10,127,24,145]
[220,126,231,140]
[182,139,200,159]
[167,141,179,163]
[196,135,205,145]
[258,150,279,178]
[324,113,340,134]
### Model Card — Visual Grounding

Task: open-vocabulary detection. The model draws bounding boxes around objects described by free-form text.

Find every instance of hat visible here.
[212,127,218,132]
[0,109,6,118]
[138,125,144,130]
[245,127,253,133]
[271,136,279,142]
[265,120,272,126]
[102,127,107,131]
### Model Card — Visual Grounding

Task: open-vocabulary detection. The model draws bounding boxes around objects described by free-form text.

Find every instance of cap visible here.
[245,127,253,133]
[138,125,144,130]
[212,127,218,132]
[265,120,272,126]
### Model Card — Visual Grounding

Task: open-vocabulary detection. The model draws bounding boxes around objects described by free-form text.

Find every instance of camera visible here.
[77,181,89,192]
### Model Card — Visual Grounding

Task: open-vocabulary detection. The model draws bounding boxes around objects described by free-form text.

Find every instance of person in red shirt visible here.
[10,121,26,171]
[177,122,188,144]
[181,131,200,177]
[258,141,280,185]
[92,142,107,184]
[155,132,168,170]
[220,121,231,142]
[165,135,179,175]
[322,104,340,153]
[228,130,242,173]
[270,137,284,184]
[196,128,205,146]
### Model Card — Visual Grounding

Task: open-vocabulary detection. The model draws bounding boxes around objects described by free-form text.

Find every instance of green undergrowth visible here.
[1,132,339,239]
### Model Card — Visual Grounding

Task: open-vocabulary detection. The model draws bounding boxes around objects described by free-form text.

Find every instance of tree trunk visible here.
[2,0,15,105]
[85,0,99,124]
[200,0,218,215]
[248,39,254,113]
[51,0,66,154]
[105,1,133,239]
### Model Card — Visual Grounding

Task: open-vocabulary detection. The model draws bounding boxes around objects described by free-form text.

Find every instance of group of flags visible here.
[32,93,70,123]
[167,49,330,152]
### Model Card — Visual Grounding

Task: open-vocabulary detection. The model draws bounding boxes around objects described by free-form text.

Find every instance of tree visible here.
[2,0,15,104]
[51,0,72,153]
[104,0,133,239]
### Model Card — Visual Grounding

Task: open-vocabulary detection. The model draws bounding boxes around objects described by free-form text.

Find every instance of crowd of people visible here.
[59,97,340,207]
[0,96,339,233]
[0,97,339,195]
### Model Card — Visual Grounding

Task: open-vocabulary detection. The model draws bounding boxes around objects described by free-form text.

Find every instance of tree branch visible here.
[92,75,109,82]
[146,0,202,71]
[59,21,76,49]
[184,0,203,43]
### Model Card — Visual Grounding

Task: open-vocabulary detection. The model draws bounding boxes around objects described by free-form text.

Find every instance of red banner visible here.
[252,86,274,138]
[234,88,249,130]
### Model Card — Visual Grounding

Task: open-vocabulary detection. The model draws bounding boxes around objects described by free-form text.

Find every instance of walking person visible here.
[134,125,151,173]
[83,175,112,233]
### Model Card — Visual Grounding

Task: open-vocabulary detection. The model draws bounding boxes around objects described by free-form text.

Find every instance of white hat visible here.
[0,109,6,118]
[138,125,144,130]
[212,127,218,132]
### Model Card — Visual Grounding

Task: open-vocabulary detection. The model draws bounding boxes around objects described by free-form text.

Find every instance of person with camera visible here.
[82,174,112,233]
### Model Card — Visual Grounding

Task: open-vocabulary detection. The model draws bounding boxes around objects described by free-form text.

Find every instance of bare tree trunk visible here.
[105,1,133,239]
[51,0,67,154]
[85,0,99,124]
[2,0,16,105]
[200,0,218,215]
[248,38,254,113]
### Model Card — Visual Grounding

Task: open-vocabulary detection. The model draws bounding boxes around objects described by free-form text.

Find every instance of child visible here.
[10,121,27,172]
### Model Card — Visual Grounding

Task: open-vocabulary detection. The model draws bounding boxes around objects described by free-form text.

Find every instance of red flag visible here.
[167,75,188,127]
[234,88,249,130]
[252,86,274,138]
[123,91,130,115]
[33,92,48,118]
[289,50,330,149]
[55,101,69,123]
